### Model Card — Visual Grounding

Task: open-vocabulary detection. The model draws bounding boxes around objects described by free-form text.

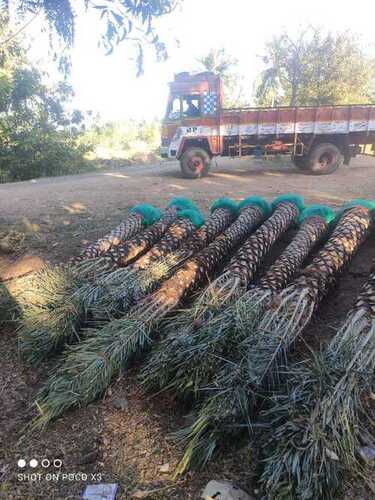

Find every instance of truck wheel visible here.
[180,148,211,179]
[304,143,343,175]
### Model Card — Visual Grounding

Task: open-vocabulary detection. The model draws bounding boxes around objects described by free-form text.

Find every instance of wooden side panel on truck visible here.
[219,104,375,175]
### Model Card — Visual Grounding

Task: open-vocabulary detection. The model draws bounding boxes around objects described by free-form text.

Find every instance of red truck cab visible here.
[161,71,375,178]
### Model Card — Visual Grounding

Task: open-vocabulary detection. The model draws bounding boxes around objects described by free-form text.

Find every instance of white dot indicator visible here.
[41,459,50,468]
[30,459,38,468]
[17,459,26,468]
[53,459,62,468]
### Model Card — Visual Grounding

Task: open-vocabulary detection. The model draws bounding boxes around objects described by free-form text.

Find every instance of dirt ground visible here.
[1,156,375,499]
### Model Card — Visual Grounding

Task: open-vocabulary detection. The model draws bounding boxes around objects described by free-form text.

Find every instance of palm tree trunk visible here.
[33,198,269,426]
[69,204,160,265]
[250,204,373,387]
[140,205,334,398]
[155,195,304,353]
[89,200,238,316]
[163,203,373,476]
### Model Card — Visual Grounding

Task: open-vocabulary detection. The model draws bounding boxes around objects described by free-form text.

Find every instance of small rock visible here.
[325,448,339,461]
[132,490,152,499]
[113,396,129,411]
[359,445,375,462]
[201,480,255,500]
[159,463,170,473]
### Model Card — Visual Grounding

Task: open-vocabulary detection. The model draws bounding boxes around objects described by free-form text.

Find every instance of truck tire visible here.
[180,147,211,179]
[304,143,343,175]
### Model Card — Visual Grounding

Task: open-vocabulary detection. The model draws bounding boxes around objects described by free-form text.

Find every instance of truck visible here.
[160,71,375,178]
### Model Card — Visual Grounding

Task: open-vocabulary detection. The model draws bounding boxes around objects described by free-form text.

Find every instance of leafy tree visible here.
[255,27,375,106]
[0,15,89,181]
[197,48,249,107]
[81,118,161,161]
[1,0,182,75]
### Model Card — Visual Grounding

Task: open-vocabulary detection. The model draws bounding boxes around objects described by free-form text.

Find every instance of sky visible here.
[24,0,375,122]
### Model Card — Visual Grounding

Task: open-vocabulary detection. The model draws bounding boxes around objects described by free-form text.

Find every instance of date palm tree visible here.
[261,266,375,499]
[79,207,205,316]
[32,196,270,427]
[89,198,239,318]
[76,197,198,275]
[18,198,199,366]
[141,205,334,398]
[249,200,374,388]
[148,194,304,379]
[16,202,161,313]
[170,201,373,476]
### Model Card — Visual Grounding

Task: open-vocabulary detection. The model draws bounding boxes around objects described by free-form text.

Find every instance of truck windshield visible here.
[166,95,201,120]
[182,95,200,117]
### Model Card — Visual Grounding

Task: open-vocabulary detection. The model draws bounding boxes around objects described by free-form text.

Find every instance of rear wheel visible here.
[303,143,343,175]
[180,147,211,179]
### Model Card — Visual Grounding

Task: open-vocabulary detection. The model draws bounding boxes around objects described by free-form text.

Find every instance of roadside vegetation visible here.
[255,26,375,106]
[0,14,86,182]
[0,13,162,183]
[81,119,161,165]
[0,1,178,183]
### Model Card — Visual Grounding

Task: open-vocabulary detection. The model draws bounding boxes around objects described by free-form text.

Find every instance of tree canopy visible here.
[255,27,375,106]
[1,0,182,75]
[0,14,89,181]
[197,48,248,107]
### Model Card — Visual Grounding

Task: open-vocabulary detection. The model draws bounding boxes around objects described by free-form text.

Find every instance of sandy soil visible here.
[3,156,375,221]
[1,156,375,499]
[2,155,374,266]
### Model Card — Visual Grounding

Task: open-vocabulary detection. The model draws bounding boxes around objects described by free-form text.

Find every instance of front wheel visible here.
[180,147,211,179]
[303,143,343,175]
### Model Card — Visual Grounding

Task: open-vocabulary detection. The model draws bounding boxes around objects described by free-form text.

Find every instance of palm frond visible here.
[248,286,315,386]
[173,359,257,476]
[260,271,375,498]
[17,267,87,365]
[260,353,373,499]
[33,313,152,427]
[0,281,18,324]
[141,304,236,395]
[85,243,191,319]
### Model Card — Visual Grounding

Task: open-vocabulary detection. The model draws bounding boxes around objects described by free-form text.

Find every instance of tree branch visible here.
[0,10,41,47]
